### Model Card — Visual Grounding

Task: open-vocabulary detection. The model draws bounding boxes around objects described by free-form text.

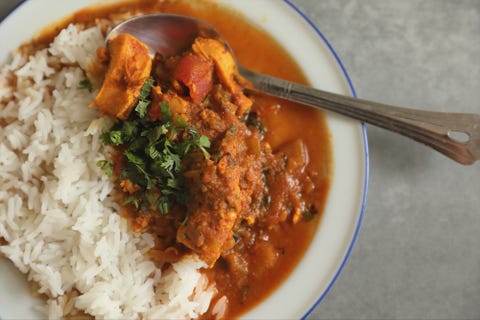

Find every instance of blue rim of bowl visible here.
[0,0,25,23]
[282,0,369,319]
[0,0,370,319]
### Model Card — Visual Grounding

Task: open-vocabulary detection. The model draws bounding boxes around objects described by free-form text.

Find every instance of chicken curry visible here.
[34,0,332,318]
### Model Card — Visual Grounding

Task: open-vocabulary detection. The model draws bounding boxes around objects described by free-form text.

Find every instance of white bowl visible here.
[0,1,369,319]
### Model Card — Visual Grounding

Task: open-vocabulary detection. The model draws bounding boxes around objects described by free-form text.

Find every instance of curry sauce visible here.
[31,0,332,318]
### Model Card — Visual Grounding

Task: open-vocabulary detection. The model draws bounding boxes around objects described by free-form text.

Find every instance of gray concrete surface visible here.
[1,1,479,319]
[292,1,480,319]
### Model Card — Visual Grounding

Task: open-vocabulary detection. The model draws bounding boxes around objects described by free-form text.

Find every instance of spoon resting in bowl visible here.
[107,13,480,165]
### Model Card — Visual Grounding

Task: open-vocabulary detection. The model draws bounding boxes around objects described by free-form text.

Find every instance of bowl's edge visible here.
[0,1,370,319]
[282,1,370,318]
[0,0,25,23]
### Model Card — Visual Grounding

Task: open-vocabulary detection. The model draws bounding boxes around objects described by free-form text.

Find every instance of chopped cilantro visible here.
[245,112,266,134]
[78,78,93,92]
[181,215,190,226]
[96,160,113,177]
[123,195,140,209]
[159,101,172,122]
[135,77,155,118]
[99,79,211,214]
[139,77,155,101]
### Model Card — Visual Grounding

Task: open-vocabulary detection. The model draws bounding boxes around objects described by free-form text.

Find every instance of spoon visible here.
[107,14,480,165]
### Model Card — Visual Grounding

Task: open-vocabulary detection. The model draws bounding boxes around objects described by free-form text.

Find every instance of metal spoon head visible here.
[106,13,224,57]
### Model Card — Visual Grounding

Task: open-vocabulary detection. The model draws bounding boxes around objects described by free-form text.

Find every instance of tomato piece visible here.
[174,53,213,102]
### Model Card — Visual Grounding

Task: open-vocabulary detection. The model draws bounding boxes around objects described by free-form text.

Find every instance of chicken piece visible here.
[192,37,253,116]
[177,207,237,267]
[119,179,140,194]
[92,34,152,119]
[148,86,190,122]
[178,129,252,267]
[177,153,242,267]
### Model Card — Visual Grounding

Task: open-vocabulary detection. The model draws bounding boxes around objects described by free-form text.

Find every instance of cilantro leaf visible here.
[135,100,150,119]
[139,77,155,101]
[245,112,266,134]
[96,160,113,177]
[78,78,93,92]
[159,101,172,122]
[135,77,154,118]
[106,130,125,146]
[124,150,144,166]
[123,196,140,209]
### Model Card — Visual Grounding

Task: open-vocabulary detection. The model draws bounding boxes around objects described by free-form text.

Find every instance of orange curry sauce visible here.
[33,0,332,318]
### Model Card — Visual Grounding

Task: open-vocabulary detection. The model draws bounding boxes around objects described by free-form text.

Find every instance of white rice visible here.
[0,24,216,319]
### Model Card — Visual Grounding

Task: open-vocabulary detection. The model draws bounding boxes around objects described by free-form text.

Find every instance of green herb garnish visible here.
[99,78,210,214]
[78,78,93,92]
[134,77,155,118]
[245,112,266,134]
[96,160,113,177]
